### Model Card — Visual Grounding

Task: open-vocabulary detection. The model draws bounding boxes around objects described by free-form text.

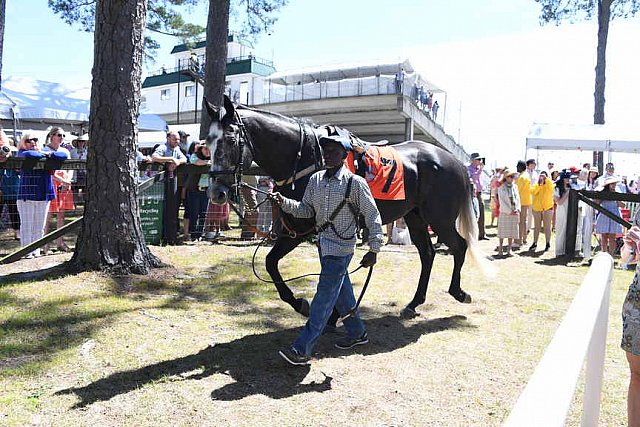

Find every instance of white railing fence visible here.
[504,252,614,427]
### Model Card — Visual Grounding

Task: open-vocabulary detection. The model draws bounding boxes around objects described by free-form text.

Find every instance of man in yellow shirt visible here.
[515,161,532,248]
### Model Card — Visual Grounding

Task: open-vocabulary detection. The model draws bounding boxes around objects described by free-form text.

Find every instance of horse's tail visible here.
[458,192,496,279]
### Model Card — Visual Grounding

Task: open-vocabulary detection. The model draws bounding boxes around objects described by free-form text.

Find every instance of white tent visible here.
[526,123,640,153]
[0,76,167,131]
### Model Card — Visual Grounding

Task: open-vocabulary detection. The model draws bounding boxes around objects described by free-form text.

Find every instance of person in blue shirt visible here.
[16,132,68,258]
[0,130,20,239]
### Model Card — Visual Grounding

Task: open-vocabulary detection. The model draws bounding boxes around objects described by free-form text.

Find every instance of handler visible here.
[271,133,384,366]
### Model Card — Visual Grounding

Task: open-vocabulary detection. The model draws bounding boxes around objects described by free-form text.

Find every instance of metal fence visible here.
[0,159,274,261]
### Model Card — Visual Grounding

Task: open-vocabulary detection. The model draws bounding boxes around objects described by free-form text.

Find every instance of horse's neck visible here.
[244,112,322,182]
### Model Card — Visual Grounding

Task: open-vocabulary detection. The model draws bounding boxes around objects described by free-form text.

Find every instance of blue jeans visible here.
[293,254,366,356]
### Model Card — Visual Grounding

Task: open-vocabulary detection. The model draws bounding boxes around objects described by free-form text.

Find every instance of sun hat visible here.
[500,169,517,182]
[602,176,620,186]
[470,152,485,163]
[72,134,89,147]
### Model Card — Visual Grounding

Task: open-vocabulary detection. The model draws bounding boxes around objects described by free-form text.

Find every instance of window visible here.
[160,89,171,100]
[184,85,195,97]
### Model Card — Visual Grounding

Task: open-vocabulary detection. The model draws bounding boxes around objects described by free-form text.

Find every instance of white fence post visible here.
[503,253,614,427]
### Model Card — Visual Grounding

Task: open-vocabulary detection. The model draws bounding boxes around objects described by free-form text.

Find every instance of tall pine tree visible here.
[535,0,639,169]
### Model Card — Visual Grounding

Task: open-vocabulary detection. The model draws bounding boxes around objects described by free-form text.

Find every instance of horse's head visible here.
[204,95,252,205]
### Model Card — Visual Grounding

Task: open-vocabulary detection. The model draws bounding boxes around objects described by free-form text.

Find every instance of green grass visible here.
[0,236,636,426]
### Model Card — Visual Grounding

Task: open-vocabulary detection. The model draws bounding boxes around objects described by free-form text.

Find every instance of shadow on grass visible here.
[534,256,574,266]
[56,313,473,407]
[0,263,71,287]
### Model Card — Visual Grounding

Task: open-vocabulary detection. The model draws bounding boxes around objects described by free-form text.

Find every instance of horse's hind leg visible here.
[265,236,310,316]
[434,223,472,303]
[401,210,436,318]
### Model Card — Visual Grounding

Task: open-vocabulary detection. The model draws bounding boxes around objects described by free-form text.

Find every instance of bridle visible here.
[208,109,255,198]
[208,108,325,238]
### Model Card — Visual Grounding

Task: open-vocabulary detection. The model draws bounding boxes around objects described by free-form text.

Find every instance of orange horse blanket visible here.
[345,146,405,200]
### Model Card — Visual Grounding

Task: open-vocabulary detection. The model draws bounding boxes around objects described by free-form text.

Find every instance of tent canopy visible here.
[266,58,443,93]
[526,123,640,153]
[0,76,167,131]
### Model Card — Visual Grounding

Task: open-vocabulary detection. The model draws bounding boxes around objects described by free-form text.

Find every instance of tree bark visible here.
[593,0,611,125]
[0,0,6,90]
[592,0,611,173]
[199,0,230,140]
[70,0,160,274]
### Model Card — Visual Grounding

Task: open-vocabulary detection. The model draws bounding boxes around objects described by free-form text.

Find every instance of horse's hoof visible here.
[450,290,472,304]
[400,306,419,319]
[296,298,310,317]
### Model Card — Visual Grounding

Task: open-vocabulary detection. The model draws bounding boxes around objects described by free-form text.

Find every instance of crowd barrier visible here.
[503,252,614,426]
[0,160,273,261]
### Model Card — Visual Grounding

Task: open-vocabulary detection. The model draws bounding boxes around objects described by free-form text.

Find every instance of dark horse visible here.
[205,95,487,318]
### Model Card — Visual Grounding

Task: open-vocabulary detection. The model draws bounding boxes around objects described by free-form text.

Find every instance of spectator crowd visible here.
[0,127,275,258]
[469,154,640,268]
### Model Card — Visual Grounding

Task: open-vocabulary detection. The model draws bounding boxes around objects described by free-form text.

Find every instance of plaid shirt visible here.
[281,166,383,257]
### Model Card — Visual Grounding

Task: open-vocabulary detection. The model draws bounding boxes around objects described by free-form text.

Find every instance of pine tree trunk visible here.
[70,0,160,274]
[592,0,611,172]
[593,0,611,125]
[0,0,6,90]
[199,0,230,140]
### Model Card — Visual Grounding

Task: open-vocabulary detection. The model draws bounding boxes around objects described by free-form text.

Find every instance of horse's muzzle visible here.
[208,181,229,205]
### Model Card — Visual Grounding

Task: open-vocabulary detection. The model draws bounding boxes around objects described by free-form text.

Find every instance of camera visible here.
[0,146,11,154]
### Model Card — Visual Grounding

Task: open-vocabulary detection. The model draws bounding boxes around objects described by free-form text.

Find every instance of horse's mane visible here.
[236,103,317,127]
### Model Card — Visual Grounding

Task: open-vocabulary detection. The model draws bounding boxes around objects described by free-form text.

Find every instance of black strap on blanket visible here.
[381,160,397,194]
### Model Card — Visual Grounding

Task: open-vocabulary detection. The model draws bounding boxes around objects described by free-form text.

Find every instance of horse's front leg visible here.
[265,236,310,316]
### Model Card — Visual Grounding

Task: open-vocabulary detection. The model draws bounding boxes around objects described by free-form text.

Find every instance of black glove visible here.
[360,251,377,267]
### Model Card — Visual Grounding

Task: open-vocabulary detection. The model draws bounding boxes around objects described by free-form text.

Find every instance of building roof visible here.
[142,58,276,89]
[266,58,442,92]
[142,71,196,89]
[170,35,240,54]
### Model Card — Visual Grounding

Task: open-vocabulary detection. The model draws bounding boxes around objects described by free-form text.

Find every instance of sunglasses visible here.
[54,133,65,138]
[26,138,38,143]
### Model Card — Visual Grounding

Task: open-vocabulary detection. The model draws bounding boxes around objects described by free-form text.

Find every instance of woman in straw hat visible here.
[496,169,520,256]
[595,176,625,256]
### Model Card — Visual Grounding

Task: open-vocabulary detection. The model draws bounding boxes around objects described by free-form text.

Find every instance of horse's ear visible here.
[221,95,237,127]
[203,97,220,121]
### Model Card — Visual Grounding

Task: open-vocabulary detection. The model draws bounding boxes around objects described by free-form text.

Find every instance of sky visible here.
[3,0,640,177]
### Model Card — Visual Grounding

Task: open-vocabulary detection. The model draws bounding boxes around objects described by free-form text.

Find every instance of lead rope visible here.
[228,183,374,321]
